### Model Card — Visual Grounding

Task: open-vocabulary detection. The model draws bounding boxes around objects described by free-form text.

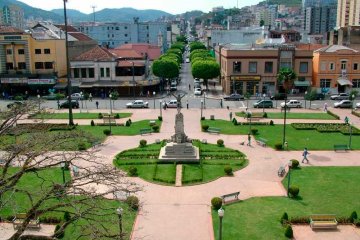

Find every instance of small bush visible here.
[211,197,223,210]
[202,125,209,131]
[90,120,95,126]
[275,143,283,150]
[128,166,138,176]
[152,125,160,132]
[233,118,238,125]
[78,142,87,151]
[14,95,24,101]
[98,113,103,119]
[54,224,65,238]
[281,212,289,224]
[158,116,163,121]
[115,113,120,119]
[289,186,300,198]
[139,139,147,147]
[250,129,258,135]
[224,166,233,176]
[263,112,268,118]
[270,120,274,125]
[350,211,358,223]
[284,225,293,238]
[201,116,205,120]
[103,129,111,135]
[39,216,62,224]
[128,119,132,123]
[126,196,139,210]
[217,139,224,147]
[125,120,131,126]
[64,212,71,222]
[291,160,299,169]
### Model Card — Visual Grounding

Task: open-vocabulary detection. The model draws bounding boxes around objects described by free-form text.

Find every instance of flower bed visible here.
[291,123,360,135]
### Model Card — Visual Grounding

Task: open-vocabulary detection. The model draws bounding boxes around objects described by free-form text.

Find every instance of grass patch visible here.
[212,167,360,240]
[30,112,132,119]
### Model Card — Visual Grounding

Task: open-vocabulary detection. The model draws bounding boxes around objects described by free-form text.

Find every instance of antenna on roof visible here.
[91,5,97,24]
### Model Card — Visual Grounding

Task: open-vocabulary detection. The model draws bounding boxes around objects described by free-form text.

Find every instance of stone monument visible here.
[159,93,199,163]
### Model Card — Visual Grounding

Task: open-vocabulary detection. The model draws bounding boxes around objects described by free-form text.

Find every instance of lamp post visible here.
[287,160,292,197]
[132,61,135,98]
[153,91,156,109]
[282,95,288,148]
[60,162,66,184]
[203,92,206,109]
[218,207,224,240]
[304,91,307,109]
[262,93,266,113]
[116,207,123,240]
[80,91,83,113]
[109,93,113,114]
[352,94,355,109]
[37,94,41,110]
[201,100,203,119]
[159,100,162,118]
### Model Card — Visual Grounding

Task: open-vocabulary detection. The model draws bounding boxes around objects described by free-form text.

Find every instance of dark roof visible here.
[69,32,93,41]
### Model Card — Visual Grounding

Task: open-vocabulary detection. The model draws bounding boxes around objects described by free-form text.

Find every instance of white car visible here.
[185,58,190,63]
[280,100,302,108]
[126,100,149,108]
[194,78,201,85]
[194,88,202,95]
[71,93,83,100]
[356,102,360,109]
[330,93,349,100]
[166,100,178,108]
[334,100,352,108]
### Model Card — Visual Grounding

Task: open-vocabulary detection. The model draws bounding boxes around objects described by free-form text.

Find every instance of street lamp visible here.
[203,92,206,109]
[218,207,224,240]
[262,93,266,113]
[60,162,66,184]
[304,91,307,109]
[80,91,83,113]
[282,95,288,148]
[109,93,113,114]
[116,207,123,240]
[37,94,41,110]
[159,100,162,118]
[287,160,292,197]
[201,100,203,119]
[352,94,355,109]
[153,91,156,109]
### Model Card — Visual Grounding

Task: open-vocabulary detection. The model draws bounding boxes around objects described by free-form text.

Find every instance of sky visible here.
[15,0,261,15]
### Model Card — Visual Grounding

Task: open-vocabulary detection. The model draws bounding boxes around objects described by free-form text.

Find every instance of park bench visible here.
[13,213,40,230]
[207,127,221,134]
[221,191,240,204]
[334,144,350,152]
[278,165,286,177]
[248,117,261,122]
[256,137,268,147]
[140,128,153,135]
[310,214,338,229]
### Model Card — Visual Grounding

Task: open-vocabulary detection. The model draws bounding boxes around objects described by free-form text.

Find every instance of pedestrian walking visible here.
[220,99,223,108]
[95,101,99,109]
[147,91,150,98]
[57,99,60,109]
[229,112,233,121]
[213,82,216,87]
[323,102,327,112]
[345,116,349,125]
[302,147,309,163]
[227,106,229,110]
[247,133,251,146]
[89,93,93,102]
[189,84,191,90]
[186,100,189,109]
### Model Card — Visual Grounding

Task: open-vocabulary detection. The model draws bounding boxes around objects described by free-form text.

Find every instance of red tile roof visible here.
[108,49,144,59]
[69,32,93,41]
[73,46,114,61]
[0,25,25,34]
[115,43,161,60]
[295,43,326,51]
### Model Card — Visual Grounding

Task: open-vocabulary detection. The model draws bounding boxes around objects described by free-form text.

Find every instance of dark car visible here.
[270,93,286,100]
[59,100,79,109]
[253,100,273,108]
[224,93,244,101]
[7,101,23,109]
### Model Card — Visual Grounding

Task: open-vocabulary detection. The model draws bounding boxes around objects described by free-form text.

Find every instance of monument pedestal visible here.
[159,142,199,163]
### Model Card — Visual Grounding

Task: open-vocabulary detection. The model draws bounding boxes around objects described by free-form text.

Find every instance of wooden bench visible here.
[256,137,268,147]
[334,144,350,151]
[278,165,286,177]
[140,128,153,135]
[310,214,338,229]
[208,127,220,134]
[13,213,40,230]
[221,191,240,204]
[103,116,116,125]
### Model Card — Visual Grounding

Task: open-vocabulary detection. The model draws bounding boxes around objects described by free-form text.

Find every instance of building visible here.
[302,0,337,8]
[328,26,360,50]
[312,45,360,94]
[0,5,24,30]
[75,18,168,53]
[215,44,313,95]
[255,5,278,27]
[337,0,360,27]
[303,4,337,34]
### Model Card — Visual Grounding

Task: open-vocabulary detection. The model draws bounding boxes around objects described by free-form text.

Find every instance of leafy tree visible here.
[192,60,220,89]
[190,49,209,60]
[167,48,182,58]
[161,53,181,66]
[176,35,187,43]
[349,90,359,100]
[190,42,206,52]
[170,42,185,53]
[305,89,317,109]
[153,59,179,89]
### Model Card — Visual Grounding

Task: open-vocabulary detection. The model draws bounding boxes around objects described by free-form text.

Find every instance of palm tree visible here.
[277,68,297,148]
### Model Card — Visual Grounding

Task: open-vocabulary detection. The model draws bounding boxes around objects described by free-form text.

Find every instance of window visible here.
[341,61,347,70]
[320,79,331,88]
[35,49,41,54]
[299,62,308,73]
[233,61,241,73]
[112,34,114,37]
[18,49,25,55]
[264,62,273,73]
[352,79,360,88]
[6,62,14,70]
[6,49,12,55]
[44,62,53,69]
[106,68,110,77]
[125,26,128,30]
[125,34,128,37]
[320,61,327,71]
[88,68,95,78]
[354,63,359,70]
[248,62,257,73]
[116,27,119,30]
[44,49,51,54]
[100,68,105,77]
[35,62,44,69]
[74,68,80,78]
[329,62,335,70]
[81,68,87,78]
[108,34,110,38]
[18,62,26,69]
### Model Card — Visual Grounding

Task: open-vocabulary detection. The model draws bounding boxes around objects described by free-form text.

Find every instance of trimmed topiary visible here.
[350,211,358,223]
[125,120,131,126]
[91,120,95,126]
[289,186,300,198]
[284,225,293,238]
[115,113,120,119]
[103,129,111,135]
[291,159,299,169]
[270,120,274,125]
[139,139,147,147]
[250,129,258,135]
[201,116,205,120]
[224,166,233,176]
[64,212,71,222]
[152,125,160,132]
[217,139,224,147]
[263,112,268,118]
[202,125,209,131]
[126,196,139,210]
[275,143,283,150]
[128,166,138,176]
[98,113,103,119]
[211,197,223,210]
[233,118,238,125]
[158,116,163,121]
[281,212,289,224]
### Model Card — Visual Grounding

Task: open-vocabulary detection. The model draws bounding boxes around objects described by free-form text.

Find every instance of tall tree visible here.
[190,42,206,52]
[277,67,297,93]
[192,60,220,90]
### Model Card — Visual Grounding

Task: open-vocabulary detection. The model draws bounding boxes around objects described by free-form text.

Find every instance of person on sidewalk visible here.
[89,93,93,102]
[247,133,251,146]
[323,102,328,112]
[220,99,223,108]
[186,100,189,109]
[302,147,309,163]
[229,112,233,121]
[95,101,99,109]
[189,84,191,90]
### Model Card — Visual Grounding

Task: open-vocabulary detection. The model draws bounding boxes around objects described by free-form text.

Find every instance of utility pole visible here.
[91,5,97,24]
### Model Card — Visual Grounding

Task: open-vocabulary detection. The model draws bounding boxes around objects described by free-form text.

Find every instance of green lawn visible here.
[30,112,132,119]
[236,112,337,120]
[202,120,360,150]
[0,168,136,240]
[212,167,360,240]
[114,141,248,185]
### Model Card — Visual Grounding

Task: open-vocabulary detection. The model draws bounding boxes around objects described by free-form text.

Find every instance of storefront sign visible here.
[28,79,56,85]
[0,78,27,84]
[231,76,261,81]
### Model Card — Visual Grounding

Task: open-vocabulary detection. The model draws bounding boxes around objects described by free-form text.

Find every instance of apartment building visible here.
[0,5,24,30]
[337,0,360,27]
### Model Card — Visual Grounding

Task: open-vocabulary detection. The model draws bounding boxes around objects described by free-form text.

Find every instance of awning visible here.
[54,83,68,89]
[294,80,311,87]
[117,62,145,67]
[337,79,352,86]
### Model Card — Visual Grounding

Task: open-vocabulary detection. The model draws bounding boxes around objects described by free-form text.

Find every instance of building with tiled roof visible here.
[115,43,161,60]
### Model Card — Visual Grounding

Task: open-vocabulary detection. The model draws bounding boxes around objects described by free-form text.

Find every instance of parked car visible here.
[356,102,360,109]
[126,100,149,108]
[280,100,302,108]
[170,82,177,91]
[194,78,201,85]
[270,93,287,100]
[7,101,23,109]
[253,100,273,108]
[166,100,178,108]
[42,94,58,100]
[334,100,352,108]
[194,88,202,96]
[224,93,244,101]
[59,100,79,109]
[71,93,83,100]
[330,93,349,100]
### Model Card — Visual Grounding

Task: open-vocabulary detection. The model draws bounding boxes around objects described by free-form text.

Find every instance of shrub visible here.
[139,139,147,147]
[90,120,95,126]
[55,93,65,100]
[270,120,274,126]
[54,224,64,238]
[201,116,205,120]
[125,120,131,127]
[289,186,300,198]
[281,212,289,224]
[202,125,209,131]
[103,129,111,135]
[250,129,258,135]
[98,113,103,119]
[291,160,299,169]
[284,225,293,238]
[115,113,120,119]
[224,166,233,176]
[152,125,160,132]
[217,139,224,147]
[263,112,268,118]
[158,116,163,121]
[126,196,139,210]
[128,166,138,176]
[128,119,132,123]
[64,212,71,222]
[275,143,283,150]
[350,211,358,223]
[78,142,87,151]
[233,118,238,125]
[211,197,223,210]
[39,216,62,224]
[14,95,24,101]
